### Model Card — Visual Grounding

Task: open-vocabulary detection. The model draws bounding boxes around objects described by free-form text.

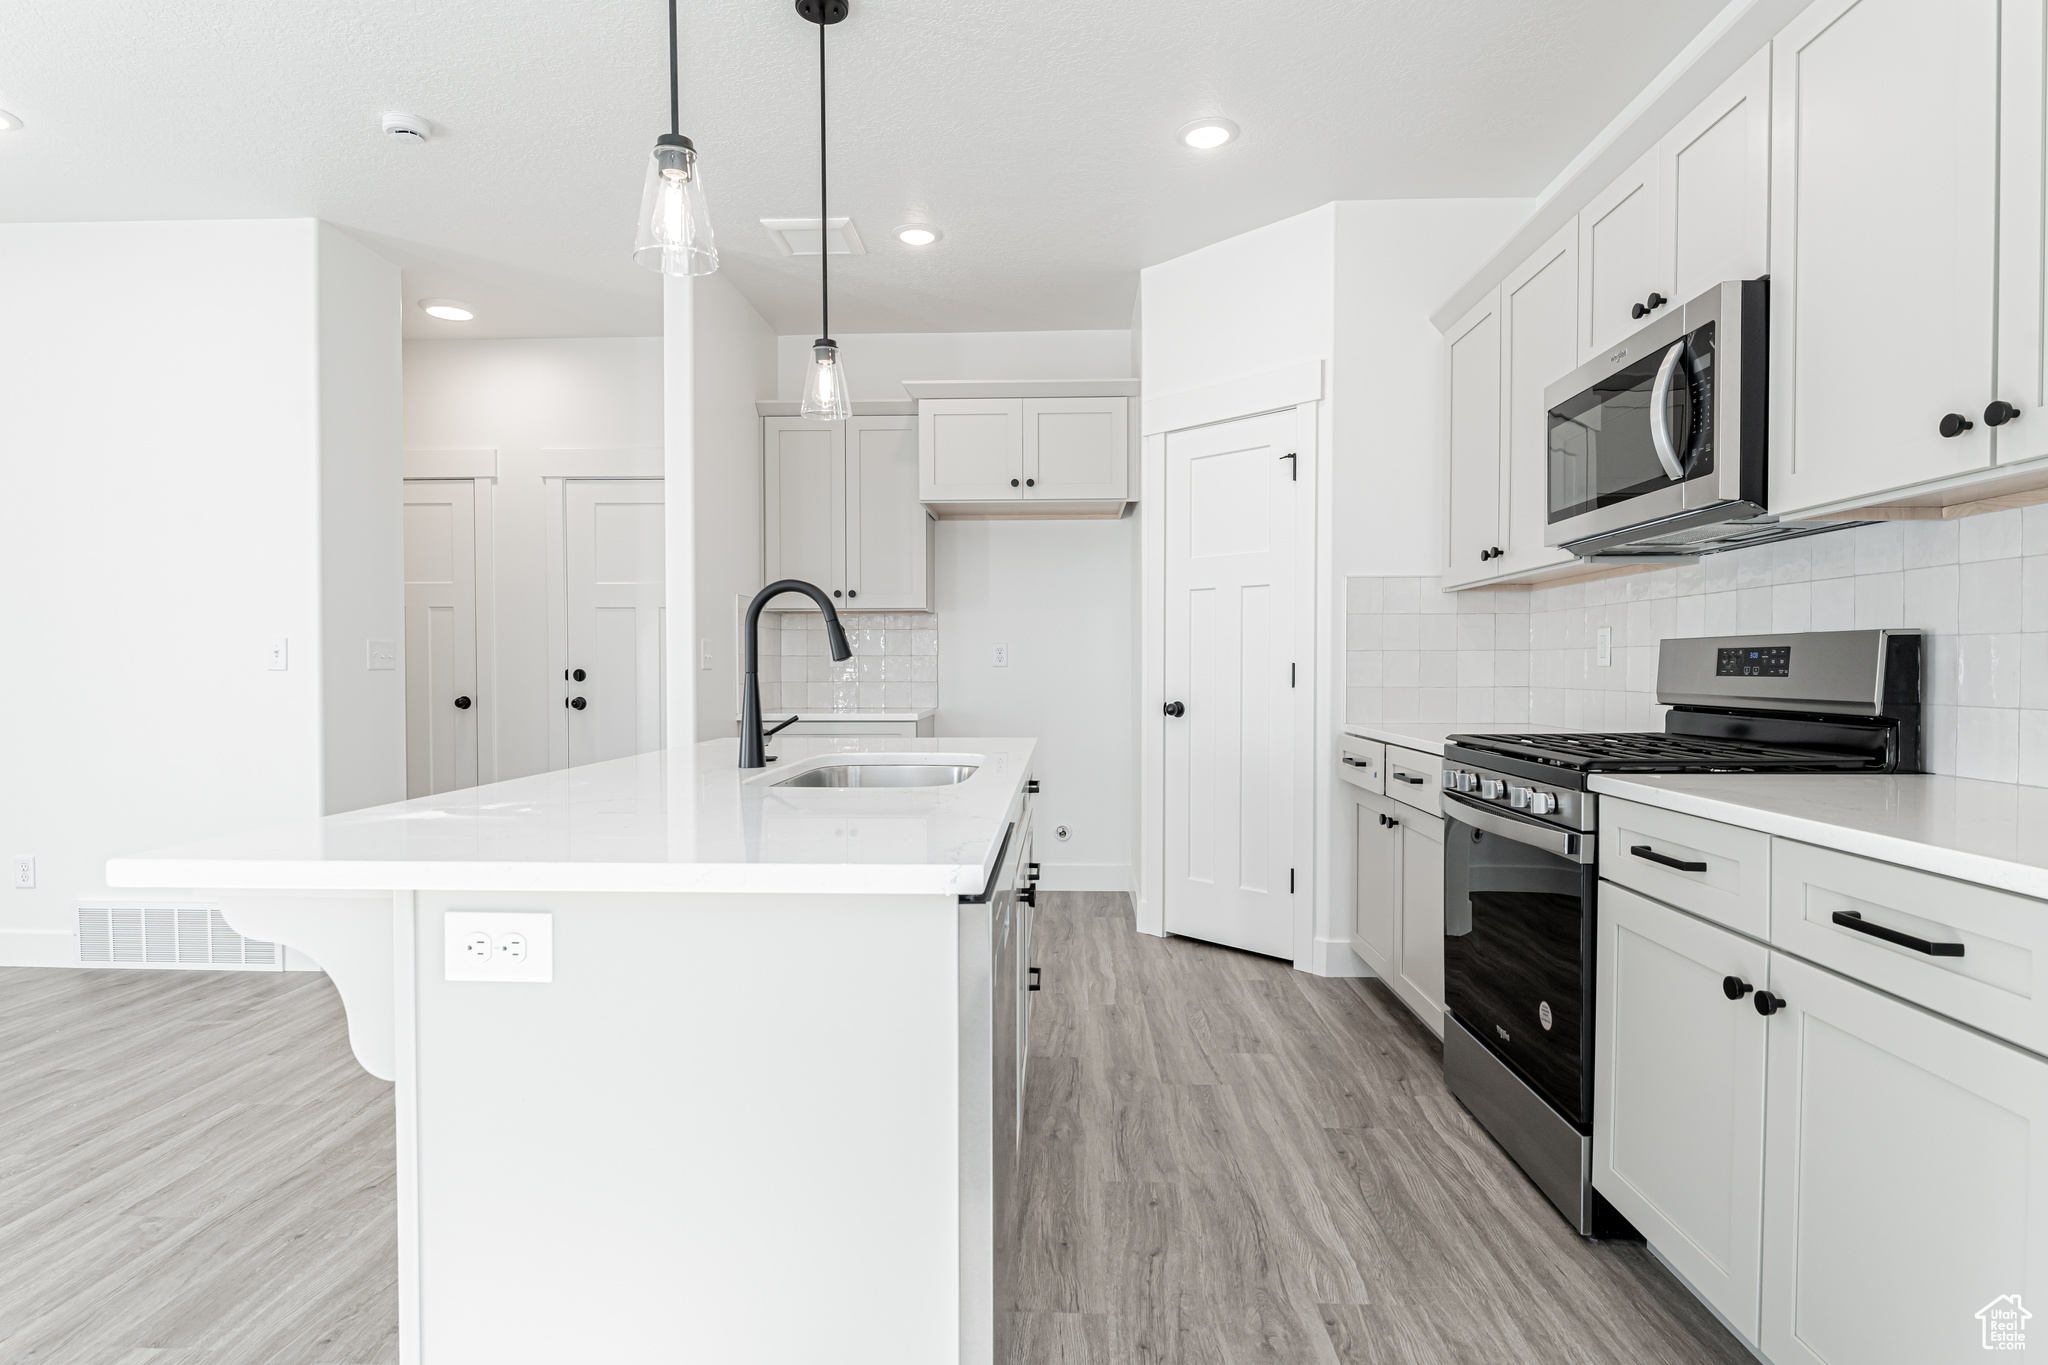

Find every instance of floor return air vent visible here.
[76,907,282,970]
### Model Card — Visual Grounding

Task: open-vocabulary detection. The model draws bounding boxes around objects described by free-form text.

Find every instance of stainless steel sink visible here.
[774,763,979,789]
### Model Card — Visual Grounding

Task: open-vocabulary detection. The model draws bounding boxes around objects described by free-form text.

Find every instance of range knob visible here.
[1456,770,1479,793]
[1530,792,1558,815]
[1479,777,1505,800]
[1439,770,1457,790]
[1508,785,1532,809]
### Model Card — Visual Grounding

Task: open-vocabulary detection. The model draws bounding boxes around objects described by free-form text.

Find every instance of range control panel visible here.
[1438,766,1590,830]
[1717,645,1791,677]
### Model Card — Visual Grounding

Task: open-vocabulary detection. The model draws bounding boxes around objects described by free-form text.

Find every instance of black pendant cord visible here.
[667,0,680,136]
[818,18,829,342]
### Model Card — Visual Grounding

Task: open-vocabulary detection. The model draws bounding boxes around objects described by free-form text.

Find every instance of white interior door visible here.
[565,480,665,766]
[403,480,478,798]
[1163,411,1297,959]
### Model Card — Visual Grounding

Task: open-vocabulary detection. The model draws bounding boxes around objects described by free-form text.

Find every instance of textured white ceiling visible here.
[0,0,1725,338]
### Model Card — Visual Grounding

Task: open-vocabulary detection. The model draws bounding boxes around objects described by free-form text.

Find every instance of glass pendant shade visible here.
[633,135,718,277]
[799,339,852,421]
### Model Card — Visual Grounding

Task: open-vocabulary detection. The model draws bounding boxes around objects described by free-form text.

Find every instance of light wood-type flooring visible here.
[0,895,1750,1364]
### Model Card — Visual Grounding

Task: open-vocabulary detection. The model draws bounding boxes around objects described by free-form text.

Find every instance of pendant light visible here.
[633,0,718,276]
[797,0,853,420]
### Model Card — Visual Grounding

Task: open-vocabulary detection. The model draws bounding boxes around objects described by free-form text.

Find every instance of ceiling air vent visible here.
[77,907,282,971]
[760,217,866,255]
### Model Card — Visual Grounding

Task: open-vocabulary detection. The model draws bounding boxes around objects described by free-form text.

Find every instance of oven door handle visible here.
[1442,792,1592,863]
[1649,340,1689,482]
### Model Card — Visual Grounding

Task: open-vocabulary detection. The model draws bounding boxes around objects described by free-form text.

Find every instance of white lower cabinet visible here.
[1759,950,2048,1365]
[1595,884,1769,1343]
[1347,786,1444,1036]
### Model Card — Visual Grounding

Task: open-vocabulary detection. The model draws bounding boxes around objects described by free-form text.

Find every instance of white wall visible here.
[403,338,665,780]
[0,219,403,966]
[775,330,1133,401]
[1140,205,1336,396]
[691,275,778,739]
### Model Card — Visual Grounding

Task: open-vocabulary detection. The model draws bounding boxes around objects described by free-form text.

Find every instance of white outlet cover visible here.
[1596,626,1612,667]
[445,911,553,982]
[12,856,33,889]
[267,637,290,671]
[993,643,1008,667]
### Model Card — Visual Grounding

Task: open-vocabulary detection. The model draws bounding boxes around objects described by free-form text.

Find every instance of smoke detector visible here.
[382,111,431,143]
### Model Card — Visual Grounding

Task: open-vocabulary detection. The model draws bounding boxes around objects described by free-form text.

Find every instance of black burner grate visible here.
[1448,731,1881,773]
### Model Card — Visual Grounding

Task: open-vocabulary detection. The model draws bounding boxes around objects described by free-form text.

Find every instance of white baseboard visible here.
[0,929,79,968]
[1037,862,1132,893]
[1301,935,1372,978]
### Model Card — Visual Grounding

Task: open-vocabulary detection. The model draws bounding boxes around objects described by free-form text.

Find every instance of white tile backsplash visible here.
[757,612,939,713]
[1346,515,2048,786]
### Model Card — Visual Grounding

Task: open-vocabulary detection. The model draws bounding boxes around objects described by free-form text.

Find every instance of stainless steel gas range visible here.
[1437,629,1923,1236]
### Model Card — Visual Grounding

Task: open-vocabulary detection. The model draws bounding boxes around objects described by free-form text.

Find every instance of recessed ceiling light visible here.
[419,299,475,321]
[0,111,22,132]
[895,225,941,246]
[1178,118,1238,150]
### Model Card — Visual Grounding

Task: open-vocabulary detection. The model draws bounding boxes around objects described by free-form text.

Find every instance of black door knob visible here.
[1722,976,1754,1001]
[453,695,472,710]
[572,668,586,682]
[1754,990,1786,1016]
[1163,701,1185,717]
[1940,413,1975,438]
[569,696,587,710]
[1010,478,1020,487]
[1986,400,2022,427]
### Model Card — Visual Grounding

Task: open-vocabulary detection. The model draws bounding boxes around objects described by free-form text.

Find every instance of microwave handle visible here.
[1649,340,1689,482]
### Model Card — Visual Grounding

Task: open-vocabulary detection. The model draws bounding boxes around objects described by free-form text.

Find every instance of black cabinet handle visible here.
[1028,967,1041,992]
[1378,812,1401,828]
[1831,909,1964,957]
[1986,400,2022,427]
[1392,771,1425,785]
[454,695,472,710]
[1026,478,1035,487]
[1631,844,1707,873]
[569,696,587,710]
[1940,412,1975,438]
[1722,976,1754,1001]
[1754,991,1786,1016]
[1010,478,1020,487]
[572,668,586,682]
[1163,701,1184,717]
[1026,779,1040,794]
[846,589,857,598]
[832,589,841,597]
[1479,546,1504,561]
[1027,861,1040,881]
[1631,292,1669,319]
[1019,884,1036,907]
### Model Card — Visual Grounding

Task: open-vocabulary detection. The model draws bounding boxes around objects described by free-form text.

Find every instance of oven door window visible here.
[1548,321,1716,524]
[1443,811,1595,1126]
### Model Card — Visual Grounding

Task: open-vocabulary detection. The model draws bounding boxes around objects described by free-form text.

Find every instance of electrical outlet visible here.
[1596,626,1612,668]
[700,640,713,672]
[12,857,34,890]
[993,643,1008,668]
[445,912,553,982]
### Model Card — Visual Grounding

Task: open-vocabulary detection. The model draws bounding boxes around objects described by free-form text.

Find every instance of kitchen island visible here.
[107,736,1040,1365]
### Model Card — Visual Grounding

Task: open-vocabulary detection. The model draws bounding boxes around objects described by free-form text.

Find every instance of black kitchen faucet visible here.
[739,579,851,768]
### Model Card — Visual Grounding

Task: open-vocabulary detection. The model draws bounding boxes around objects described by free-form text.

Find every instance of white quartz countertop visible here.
[107,737,1036,898]
[745,709,937,722]
[1589,772,2048,899]
[1341,722,1584,757]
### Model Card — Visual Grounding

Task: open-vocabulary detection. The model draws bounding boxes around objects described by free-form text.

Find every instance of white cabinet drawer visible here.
[1600,798,1770,939]
[1338,738,1384,794]
[1771,839,2048,1057]
[1385,747,1442,815]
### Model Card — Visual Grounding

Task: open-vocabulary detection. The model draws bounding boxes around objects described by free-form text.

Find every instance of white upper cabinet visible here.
[1667,46,1773,304]
[918,390,1132,514]
[1021,397,1128,500]
[1579,147,1671,363]
[1769,0,2001,514]
[763,415,931,612]
[919,397,1023,502]
[1497,221,1580,579]
[1443,288,1505,588]
[1997,0,2048,465]
[844,417,928,610]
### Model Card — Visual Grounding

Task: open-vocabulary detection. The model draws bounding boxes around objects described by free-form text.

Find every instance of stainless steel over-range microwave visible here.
[1543,279,1832,559]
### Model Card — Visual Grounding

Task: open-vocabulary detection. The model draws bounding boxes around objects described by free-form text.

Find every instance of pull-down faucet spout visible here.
[740,579,851,768]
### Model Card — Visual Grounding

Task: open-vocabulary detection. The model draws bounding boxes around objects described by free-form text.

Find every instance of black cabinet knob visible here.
[1026,478,1035,487]
[1986,400,2022,427]
[1722,976,1754,1001]
[1631,302,1647,319]
[453,695,472,710]
[1010,478,1020,487]
[1754,990,1786,1016]
[833,589,841,597]
[1940,413,1975,438]
[1479,546,1503,561]
[572,668,586,682]
[1163,701,1185,717]
[569,696,587,710]
[847,589,857,598]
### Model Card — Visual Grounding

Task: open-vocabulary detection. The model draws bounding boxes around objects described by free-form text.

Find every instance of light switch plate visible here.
[444,911,553,982]
[366,639,397,671]
[267,637,290,671]
[1596,626,1612,667]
